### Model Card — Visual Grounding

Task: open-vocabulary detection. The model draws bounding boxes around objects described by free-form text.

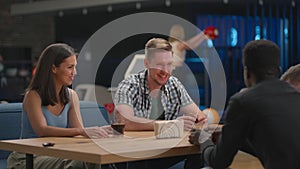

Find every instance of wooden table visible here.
[0,131,200,169]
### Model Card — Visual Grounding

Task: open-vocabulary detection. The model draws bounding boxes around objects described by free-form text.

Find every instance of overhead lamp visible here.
[223,0,229,4]
[58,11,64,17]
[136,2,141,10]
[258,0,263,6]
[165,0,171,7]
[291,0,295,7]
[107,5,112,13]
[82,8,88,15]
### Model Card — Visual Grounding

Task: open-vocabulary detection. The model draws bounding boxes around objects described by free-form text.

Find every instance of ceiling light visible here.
[136,2,141,10]
[291,0,295,7]
[82,8,88,15]
[165,0,171,7]
[58,11,64,17]
[107,5,112,13]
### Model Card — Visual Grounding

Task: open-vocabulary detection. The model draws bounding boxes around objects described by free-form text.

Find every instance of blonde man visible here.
[115,38,206,169]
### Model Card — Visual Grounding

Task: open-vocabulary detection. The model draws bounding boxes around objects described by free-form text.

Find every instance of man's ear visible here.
[243,67,252,87]
[144,58,149,69]
[246,69,251,79]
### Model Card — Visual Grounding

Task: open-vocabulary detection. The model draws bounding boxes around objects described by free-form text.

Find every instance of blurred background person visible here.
[168,24,208,68]
[280,64,300,90]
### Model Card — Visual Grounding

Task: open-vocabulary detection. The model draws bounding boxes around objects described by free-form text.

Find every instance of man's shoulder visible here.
[167,75,181,84]
[229,87,256,106]
[122,72,144,85]
[230,79,288,102]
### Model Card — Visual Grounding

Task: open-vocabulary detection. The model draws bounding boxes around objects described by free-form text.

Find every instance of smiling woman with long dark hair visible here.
[7,43,112,169]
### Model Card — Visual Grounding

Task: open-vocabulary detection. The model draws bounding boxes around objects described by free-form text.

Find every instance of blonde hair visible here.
[145,38,172,60]
[280,64,300,84]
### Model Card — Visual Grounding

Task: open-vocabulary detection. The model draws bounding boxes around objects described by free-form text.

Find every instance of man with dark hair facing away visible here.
[189,39,300,169]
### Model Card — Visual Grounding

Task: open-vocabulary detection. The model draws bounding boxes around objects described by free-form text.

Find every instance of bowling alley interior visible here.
[0,0,299,169]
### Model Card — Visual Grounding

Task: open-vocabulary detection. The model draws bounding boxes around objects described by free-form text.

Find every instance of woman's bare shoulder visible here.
[23,90,41,105]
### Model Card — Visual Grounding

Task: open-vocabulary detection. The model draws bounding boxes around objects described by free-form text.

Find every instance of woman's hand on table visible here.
[82,125,113,138]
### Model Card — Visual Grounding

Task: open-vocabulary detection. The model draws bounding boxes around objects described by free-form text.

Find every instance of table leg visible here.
[26,153,33,169]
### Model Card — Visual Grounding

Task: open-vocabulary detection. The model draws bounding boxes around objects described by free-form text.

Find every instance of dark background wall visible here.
[1,0,299,105]
[0,0,55,102]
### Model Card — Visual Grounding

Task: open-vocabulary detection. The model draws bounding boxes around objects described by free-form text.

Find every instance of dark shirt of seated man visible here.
[189,39,300,169]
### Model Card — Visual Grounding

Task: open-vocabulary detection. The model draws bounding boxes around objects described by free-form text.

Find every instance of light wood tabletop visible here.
[0,131,200,167]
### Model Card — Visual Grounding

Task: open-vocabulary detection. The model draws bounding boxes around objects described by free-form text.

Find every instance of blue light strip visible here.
[290,2,294,65]
[298,1,300,62]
